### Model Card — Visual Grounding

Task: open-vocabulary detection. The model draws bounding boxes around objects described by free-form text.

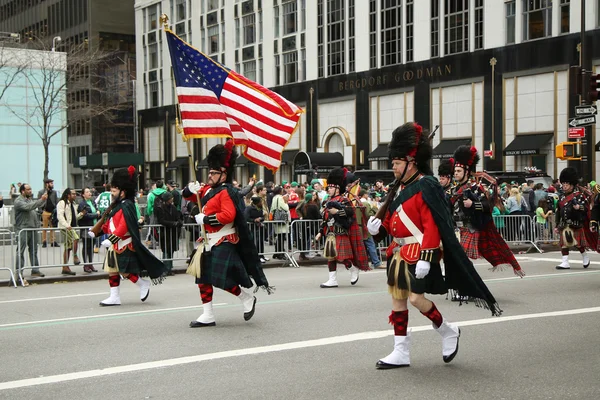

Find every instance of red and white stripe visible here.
[176,71,301,171]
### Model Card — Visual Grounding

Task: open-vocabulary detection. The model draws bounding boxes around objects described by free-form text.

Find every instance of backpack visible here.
[152,193,165,214]
[520,198,529,213]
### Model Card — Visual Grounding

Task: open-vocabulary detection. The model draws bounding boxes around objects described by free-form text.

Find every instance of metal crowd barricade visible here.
[0,229,17,288]
[491,214,541,253]
[247,220,299,268]
[289,219,322,262]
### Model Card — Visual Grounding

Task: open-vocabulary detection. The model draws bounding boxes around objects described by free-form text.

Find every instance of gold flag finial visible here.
[160,14,169,30]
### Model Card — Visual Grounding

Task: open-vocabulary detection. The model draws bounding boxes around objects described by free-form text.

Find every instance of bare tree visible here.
[2,38,132,181]
[0,44,27,102]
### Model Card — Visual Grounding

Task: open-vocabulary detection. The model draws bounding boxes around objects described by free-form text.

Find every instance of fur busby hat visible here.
[110,166,138,200]
[206,139,238,183]
[438,159,454,178]
[559,167,578,185]
[388,122,433,175]
[452,145,480,173]
[327,167,347,193]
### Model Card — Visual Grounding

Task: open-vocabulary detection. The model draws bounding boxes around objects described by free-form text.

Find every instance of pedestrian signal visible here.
[555,142,581,160]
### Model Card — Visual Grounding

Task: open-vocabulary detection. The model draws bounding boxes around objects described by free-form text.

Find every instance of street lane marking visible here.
[0,303,227,328]
[1,305,599,391]
[1,269,599,330]
[0,293,107,304]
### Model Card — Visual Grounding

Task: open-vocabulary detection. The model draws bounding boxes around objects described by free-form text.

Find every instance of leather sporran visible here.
[562,227,578,247]
[323,233,337,260]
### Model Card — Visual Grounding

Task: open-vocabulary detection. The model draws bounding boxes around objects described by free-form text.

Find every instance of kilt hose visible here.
[559,227,588,249]
[195,241,254,290]
[460,222,522,272]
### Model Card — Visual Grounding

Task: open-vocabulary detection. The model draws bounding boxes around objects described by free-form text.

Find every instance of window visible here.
[235,18,240,47]
[317,0,324,77]
[349,0,355,72]
[474,0,483,49]
[275,55,281,85]
[522,0,552,41]
[406,0,414,62]
[381,0,402,67]
[274,5,280,38]
[506,1,515,44]
[301,49,306,80]
[243,14,256,45]
[444,0,469,55]
[282,0,297,35]
[149,44,158,69]
[150,82,159,107]
[259,58,263,84]
[208,25,219,54]
[148,5,157,31]
[243,60,256,81]
[283,51,298,83]
[369,0,377,68]
[207,0,219,11]
[431,0,439,57]
[301,0,306,30]
[327,0,345,76]
[259,11,263,41]
[176,0,186,21]
[560,0,570,34]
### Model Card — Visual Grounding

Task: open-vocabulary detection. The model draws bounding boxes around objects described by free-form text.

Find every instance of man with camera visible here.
[38,178,58,247]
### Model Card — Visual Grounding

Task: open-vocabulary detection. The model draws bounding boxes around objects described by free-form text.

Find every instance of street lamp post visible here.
[51,36,61,52]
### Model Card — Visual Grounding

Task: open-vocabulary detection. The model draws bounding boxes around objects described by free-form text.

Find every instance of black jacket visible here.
[155,203,182,253]
[77,200,99,227]
[244,204,265,223]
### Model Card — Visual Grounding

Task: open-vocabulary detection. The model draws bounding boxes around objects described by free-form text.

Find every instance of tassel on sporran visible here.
[387,249,410,300]
[323,233,337,261]
[186,247,203,278]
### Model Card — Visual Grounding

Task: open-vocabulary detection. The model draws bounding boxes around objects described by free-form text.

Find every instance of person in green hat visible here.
[282,180,288,186]
[291,181,298,188]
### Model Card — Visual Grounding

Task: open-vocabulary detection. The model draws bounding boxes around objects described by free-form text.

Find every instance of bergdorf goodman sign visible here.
[337,64,453,92]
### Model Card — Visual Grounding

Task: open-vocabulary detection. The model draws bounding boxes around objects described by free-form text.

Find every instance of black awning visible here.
[432,138,472,159]
[503,133,553,156]
[367,144,389,161]
[235,155,250,167]
[197,157,209,170]
[166,157,188,171]
[293,151,344,174]
[280,150,299,166]
[595,141,600,152]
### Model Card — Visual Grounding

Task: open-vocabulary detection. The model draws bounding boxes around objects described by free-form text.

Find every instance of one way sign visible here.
[569,116,596,127]
[575,105,598,116]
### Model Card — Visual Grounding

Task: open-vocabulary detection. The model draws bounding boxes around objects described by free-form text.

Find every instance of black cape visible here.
[389,175,502,316]
[109,199,167,283]
[201,184,272,292]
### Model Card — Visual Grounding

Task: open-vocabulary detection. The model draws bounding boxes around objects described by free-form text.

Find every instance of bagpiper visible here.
[367,122,501,370]
[314,167,370,288]
[450,145,525,277]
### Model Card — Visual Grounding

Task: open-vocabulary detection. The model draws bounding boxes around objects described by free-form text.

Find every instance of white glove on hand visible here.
[367,216,382,236]
[415,260,431,279]
[87,230,96,239]
[101,239,112,248]
[188,181,201,194]
[195,213,206,226]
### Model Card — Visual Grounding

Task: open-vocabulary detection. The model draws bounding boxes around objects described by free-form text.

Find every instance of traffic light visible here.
[555,142,581,160]
[570,66,582,97]
[590,73,600,102]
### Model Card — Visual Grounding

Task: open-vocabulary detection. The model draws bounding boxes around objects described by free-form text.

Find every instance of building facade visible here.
[135,0,600,186]
[0,0,137,189]
[0,46,67,195]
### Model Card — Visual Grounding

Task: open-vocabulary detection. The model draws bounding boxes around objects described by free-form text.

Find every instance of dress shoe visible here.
[51,242,60,247]
[31,272,45,278]
[189,320,216,328]
[42,242,47,248]
[83,265,94,273]
[61,269,76,276]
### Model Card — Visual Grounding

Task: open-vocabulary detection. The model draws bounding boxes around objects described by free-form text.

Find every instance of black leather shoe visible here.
[189,320,216,328]
[375,361,409,370]
[319,283,338,288]
[42,242,47,248]
[443,328,461,364]
[244,297,257,321]
[583,262,590,269]
[31,272,45,278]
[61,270,76,276]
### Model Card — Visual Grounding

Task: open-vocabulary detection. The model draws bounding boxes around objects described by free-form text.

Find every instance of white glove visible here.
[188,181,201,194]
[101,239,112,248]
[195,213,206,226]
[415,260,431,279]
[87,230,96,238]
[367,216,382,236]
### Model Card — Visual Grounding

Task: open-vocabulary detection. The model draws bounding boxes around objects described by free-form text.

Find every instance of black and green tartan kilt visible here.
[114,249,142,275]
[386,257,447,295]
[195,242,253,290]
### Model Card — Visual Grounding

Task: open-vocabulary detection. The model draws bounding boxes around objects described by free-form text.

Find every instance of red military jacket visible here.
[383,176,441,262]
[102,209,134,253]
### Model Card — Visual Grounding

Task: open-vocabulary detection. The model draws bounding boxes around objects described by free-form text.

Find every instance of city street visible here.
[0,252,599,400]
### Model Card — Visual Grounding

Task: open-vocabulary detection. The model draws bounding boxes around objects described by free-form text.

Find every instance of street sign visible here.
[483,150,493,158]
[569,116,596,127]
[575,104,597,116]
[568,127,585,138]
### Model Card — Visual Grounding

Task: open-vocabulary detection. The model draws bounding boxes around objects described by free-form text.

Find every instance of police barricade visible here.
[0,229,17,287]
[491,214,542,253]
[289,219,323,262]
[532,215,560,247]
[247,220,299,268]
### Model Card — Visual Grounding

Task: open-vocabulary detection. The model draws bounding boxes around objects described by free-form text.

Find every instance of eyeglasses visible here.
[208,171,222,176]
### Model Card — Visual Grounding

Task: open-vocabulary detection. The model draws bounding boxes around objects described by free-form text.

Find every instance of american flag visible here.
[165,30,302,172]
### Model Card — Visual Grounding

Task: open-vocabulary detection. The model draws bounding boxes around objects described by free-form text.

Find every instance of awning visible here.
[595,141,600,152]
[280,150,299,166]
[367,144,389,161]
[235,155,250,167]
[166,157,188,171]
[293,151,344,174]
[503,133,553,156]
[432,138,472,159]
[196,157,208,170]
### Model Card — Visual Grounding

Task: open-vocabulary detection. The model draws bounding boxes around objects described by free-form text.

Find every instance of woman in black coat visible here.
[78,188,101,272]
[245,196,267,263]
[154,191,182,273]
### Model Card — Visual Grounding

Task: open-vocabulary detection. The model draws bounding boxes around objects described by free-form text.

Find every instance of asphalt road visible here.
[0,251,599,400]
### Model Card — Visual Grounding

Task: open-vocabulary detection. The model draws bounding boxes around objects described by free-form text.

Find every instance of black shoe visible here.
[189,320,216,328]
[375,361,410,369]
[42,242,47,248]
[52,242,59,247]
[61,270,76,276]
[31,272,45,278]
[443,328,461,364]
[244,297,257,321]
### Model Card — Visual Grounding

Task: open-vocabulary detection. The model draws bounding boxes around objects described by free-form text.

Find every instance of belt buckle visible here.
[456,221,464,228]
